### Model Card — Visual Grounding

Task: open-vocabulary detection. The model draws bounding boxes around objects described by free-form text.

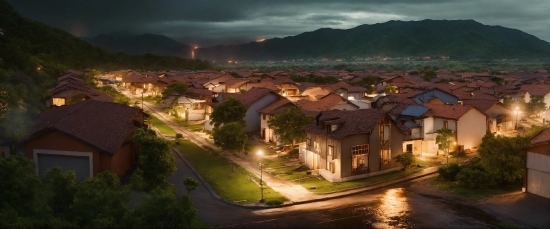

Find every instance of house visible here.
[462,100,514,133]
[205,88,281,133]
[524,129,550,199]
[520,84,550,107]
[258,97,295,145]
[296,93,359,116]
[300,109,404,182]
[401,104,487,156]
[164,88,215,121]
[48,80,114,107]
[411,87,459,105]
[22,100,145,182]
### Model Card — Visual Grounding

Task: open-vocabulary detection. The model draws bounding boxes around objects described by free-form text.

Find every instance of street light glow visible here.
[258,150,263,155]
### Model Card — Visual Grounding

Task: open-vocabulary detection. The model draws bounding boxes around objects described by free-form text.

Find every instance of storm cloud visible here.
[6,0,550,47]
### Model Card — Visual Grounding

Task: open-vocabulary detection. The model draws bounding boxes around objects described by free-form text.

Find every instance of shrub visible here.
[437,163,461,181]
[456,167,497,189]
[394,152,415,170]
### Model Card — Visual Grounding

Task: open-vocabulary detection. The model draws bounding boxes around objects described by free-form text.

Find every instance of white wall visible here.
[457,109,487,150]
[244,93,279,133]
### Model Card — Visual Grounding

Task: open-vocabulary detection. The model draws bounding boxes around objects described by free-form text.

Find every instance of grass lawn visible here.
[142,96,161,104]
[173,141,288,205]
[265,154,432,193]
[186,124,204,132]
[149,115,177,136]
[429,176,522,200]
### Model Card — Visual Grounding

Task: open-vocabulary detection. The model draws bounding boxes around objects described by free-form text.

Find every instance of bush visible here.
[456,167,497,189]
[437,163,461,181]
[394,152,415,170]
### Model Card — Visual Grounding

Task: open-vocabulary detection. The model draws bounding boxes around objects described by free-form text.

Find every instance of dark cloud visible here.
[6,0,550,47]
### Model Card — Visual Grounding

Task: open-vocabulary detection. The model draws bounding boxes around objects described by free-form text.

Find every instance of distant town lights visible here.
[256,38,265,42]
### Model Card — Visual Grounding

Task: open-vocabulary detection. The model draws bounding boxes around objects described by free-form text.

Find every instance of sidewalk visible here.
[125,90,439,207]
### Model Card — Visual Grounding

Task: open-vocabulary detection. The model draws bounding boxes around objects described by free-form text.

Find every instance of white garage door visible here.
[34,149,93,182]
[526,152,550,199]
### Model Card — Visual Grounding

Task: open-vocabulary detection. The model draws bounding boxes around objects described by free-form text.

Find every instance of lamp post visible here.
[257,150,264,203]
[515,107,519,130]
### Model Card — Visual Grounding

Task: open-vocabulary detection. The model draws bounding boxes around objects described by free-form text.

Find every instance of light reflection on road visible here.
[373,188,414,229]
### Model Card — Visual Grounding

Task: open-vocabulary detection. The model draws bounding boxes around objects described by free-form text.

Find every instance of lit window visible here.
[52,98,65,106]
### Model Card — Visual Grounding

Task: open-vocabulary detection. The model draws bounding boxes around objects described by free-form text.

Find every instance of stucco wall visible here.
[457,109,487,150]
[244,93,279,133]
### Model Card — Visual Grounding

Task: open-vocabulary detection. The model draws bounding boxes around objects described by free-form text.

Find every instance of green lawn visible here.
[265,154,431,193]
[142,95,162,105]
[149,115,177,136]
[186,124,204,132]
[429,176,522,200]
[174,141,288,205]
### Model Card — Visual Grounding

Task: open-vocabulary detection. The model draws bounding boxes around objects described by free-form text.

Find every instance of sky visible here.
[6,0,550,47]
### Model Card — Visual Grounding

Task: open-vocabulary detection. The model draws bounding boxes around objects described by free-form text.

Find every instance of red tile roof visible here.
[530,128,550,145]
[461,100,502,113]
[422,103,483,120]
[296,93,358,112]
[221,88,277,107]
[23,100,141,155]
[258,97,293,115]
[50,81,114,103]
[520,84,550,96]
[304,109,388,140]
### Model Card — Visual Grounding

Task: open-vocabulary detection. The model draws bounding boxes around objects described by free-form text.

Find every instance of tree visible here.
[0,155,49,228]
[394,152,415,170]
[526,96,546,116]
[71,171,130,228]
[161,82,188,98]
[267,106,313,148]
[477,134,529,186]
[210,97,247,128]
[435,128,455,163]
[183,177,200,194]
[43,167,77,216]
[356,75,381,93]
[213,122,248,153]
[132,128,176,191]
[122,189,199,228]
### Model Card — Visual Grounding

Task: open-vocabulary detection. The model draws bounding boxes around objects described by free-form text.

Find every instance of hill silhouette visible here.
[195,19,550,61]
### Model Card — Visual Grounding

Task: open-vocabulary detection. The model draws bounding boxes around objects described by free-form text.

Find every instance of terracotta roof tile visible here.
[530,128,550,145]
[296,93,358,112]
[422,103,482,120]
[23,100,141,155]
[304,109,388,140]
[221,88,276,107]
[258,97,293,115]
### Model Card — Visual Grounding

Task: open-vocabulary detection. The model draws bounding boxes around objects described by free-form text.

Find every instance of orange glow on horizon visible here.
[256,38,266,42]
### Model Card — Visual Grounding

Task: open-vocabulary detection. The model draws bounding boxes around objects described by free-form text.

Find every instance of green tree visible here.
[122,189,200,228]
[526,96,546,116]
[267,106,313,148]
[183,177,200,194]
[356,75,381,93]
[210,97,247,128]
[72,171,130,228]
[132,128,177,191]
[213,122,248,153]
[477,134,528,186]
[435,128,455,163]
[0,155,49,228]
[43,167,77,216]
[162,82,188,98]
[394,152,415,170]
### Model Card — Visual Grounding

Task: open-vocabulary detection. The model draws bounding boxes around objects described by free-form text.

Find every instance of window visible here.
[306,138,311,146]
[327,145,333,156]
[381,149,391,165]
[351,144,369,175]
[262,114,266,120]
[314,141,320,152]
[443,120,448,129]
[52,98,65,106]
[328,161,335,173]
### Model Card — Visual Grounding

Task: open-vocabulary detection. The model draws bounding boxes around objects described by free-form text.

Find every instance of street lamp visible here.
[515,107,519,130]
[257,150,264,203]
[453,141,458,163]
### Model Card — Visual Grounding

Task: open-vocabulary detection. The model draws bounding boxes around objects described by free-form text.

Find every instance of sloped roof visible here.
[23,100,141,155]
[400,105,429,117]
[461,99,502,113]
[50,81,114,103]
[422,103,482,120]
[304,109,388,140]
[258,97,293,115]
[530,128,550,145]
[296,93,358,112]
[520,84,550,96]
[221,88,276,107]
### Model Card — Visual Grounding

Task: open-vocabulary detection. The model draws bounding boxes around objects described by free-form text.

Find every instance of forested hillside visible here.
[0,0,210,147]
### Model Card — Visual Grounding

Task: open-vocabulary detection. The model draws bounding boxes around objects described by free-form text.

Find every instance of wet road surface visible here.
[206,183,506,229]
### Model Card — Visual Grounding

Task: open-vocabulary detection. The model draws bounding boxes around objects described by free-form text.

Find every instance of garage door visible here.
[527,169,550,199]
[36,152,92,182]
[526,152,550,199]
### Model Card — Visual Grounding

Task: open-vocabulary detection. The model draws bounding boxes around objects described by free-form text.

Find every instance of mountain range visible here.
[194,19,550,61]
[83,33,193,59]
